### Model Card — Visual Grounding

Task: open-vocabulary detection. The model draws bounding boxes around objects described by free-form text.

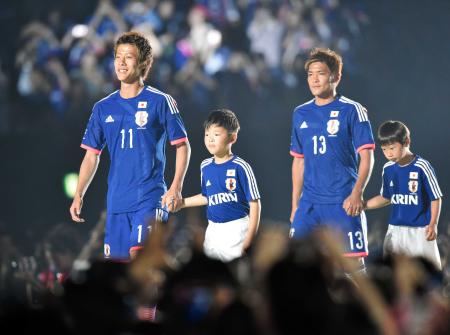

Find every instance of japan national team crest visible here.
[327,119,340,135]
[135,111,148,127]
[408,180,418,193]
[225,178,236,191]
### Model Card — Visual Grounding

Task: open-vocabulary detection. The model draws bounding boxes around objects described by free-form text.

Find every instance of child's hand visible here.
[425,223,437,241]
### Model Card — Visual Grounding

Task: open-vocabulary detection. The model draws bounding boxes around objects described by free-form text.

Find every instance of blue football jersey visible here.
[381,155,443,227]
[290,95,375,204]
[81,86,188,213]
[200,156,260,223]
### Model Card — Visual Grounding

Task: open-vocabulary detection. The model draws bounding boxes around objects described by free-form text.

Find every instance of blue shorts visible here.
[290,200,368,257]
[104,204,168,260]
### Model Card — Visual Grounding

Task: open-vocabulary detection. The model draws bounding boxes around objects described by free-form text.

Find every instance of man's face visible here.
[307,61,336,99]
[114,43,141,84]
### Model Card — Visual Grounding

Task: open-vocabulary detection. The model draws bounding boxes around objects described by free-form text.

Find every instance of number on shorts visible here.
[347,231,363,250]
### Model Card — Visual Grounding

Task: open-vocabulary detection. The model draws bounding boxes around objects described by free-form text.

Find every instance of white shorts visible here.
[203,216,249,262]
[383,224,442,270]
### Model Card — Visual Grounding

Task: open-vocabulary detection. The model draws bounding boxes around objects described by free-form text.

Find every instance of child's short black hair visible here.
[377,120,410,146]
[204,109,240,133]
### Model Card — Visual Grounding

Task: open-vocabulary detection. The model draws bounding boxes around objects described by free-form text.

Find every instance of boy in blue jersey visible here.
[290,48,375,271]
[364,121,443,269]
[69,31,191,261]
[177,109,261,262]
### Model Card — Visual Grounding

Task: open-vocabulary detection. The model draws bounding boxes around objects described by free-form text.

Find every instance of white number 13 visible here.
[348,231,363,250]
[312,135,326,154]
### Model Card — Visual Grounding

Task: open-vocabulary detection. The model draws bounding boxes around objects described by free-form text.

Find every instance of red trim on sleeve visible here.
[357,143,375,152]
[171,137,188,145]
[80,144,101,154]
[343,251,368,258]
[290,150,304,158]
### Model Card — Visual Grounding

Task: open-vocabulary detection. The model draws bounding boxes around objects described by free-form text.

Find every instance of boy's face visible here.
[114,43,141,84]
[381,142,408,163]
[204,125,236,156]
[307,61,337,99]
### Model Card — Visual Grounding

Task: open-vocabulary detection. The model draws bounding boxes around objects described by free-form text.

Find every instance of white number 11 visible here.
[120,128,133,149]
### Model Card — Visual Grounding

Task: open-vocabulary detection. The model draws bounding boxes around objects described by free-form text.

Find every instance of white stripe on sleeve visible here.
[146,86,179,114]
[234,158,260,200]
[415,160,442,199]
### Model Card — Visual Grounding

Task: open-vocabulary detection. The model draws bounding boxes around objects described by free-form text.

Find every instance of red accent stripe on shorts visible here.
[343,251,368,257]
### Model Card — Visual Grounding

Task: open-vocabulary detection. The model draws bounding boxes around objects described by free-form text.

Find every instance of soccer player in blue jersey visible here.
[177,109,261,262]
[364,121,443,269]
[289,48,375,272]
[69,31,191,261]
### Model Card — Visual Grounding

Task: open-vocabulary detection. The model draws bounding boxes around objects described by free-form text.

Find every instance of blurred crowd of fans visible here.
[1,0,369,135]
[1,213,450,334]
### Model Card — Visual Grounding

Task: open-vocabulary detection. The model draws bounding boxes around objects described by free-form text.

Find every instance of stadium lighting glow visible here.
[63,173,79,199]
[206,30,222,48]
[71,24,89,38]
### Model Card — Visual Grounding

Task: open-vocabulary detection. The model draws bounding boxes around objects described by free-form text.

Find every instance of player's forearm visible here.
[365,195,390,210]
[353,149,374,194]
[429,198,442,225]
[291,157,304,208]
[75,152,100,198]
[170,141,191,191]
[182,194,208,208]
[243,200,261,250]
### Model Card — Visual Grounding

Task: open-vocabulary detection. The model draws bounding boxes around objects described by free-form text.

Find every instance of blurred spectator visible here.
[247,6,284,70]
[15,21,69,121]
[175,57,216,110]
[36,223,84,290]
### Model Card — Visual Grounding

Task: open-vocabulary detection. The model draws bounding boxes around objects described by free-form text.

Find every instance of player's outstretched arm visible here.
[243,199,261,253]
[290,156,304,223]
[70,150,100,223]
[364,195,390,210]
[179,194,208,210]
[343,148,374,216]
[162,141,191,212]
[426,198,441,241]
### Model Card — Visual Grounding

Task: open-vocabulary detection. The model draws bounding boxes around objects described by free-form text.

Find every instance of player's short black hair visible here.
[204,109,240,134]
[115,31,153,79]
[377,120,410,146]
